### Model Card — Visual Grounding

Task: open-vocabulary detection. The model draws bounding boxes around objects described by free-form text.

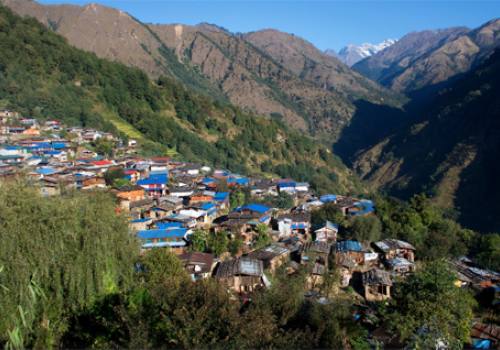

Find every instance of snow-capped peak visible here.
[329,39,396,67]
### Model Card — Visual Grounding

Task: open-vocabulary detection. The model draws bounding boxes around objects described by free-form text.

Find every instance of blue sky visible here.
[39,1,500,51]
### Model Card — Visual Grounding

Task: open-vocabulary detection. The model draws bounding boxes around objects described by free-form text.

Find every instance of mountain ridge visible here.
[2,0,403,140]
[353,21,500,93]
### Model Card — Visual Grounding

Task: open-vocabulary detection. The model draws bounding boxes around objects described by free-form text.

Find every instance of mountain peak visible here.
[333,39,397,66]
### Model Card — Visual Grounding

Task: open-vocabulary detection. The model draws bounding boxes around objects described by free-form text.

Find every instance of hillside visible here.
[354,20,500,93]
[0,5,361,194]
[3,0,403,140]
[352,49,500,232]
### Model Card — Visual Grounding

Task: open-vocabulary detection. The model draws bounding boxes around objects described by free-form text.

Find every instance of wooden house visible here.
[178,252,215,281]
[373,239,416,262]
[215,258,268,293]
[245,243,290,273]
[362,268,393,301]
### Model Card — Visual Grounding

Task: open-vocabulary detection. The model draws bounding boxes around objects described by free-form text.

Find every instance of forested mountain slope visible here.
[3,0,403,140]
[0,5,361,193]
[353,50,500,232]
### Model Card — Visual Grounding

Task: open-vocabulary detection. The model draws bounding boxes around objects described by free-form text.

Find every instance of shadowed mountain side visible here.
[333,100,409,165]
[352,50,500,232]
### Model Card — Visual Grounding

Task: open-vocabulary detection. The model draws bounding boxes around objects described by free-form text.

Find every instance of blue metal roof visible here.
[320,194,337,203]
[130,218,151,223]
[137,173,168,185]
[336,240,363,252]
[35,167,57,175]
[202,177,216,184]
[200,202,216,211]
[228,177,249,185]
[236,203,270,214]
[137,228,187,240]
[51,142,68,149]
[156,222,183,230]
[214,192,229,201]
[278,182,296,188]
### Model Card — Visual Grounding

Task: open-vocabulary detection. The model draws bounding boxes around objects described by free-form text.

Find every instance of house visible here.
[386,257,415,276]
[469,322,500,350]
[250,180,278,198]
[347,199,375,217]
[158,195,184,210]
[78,175,106,190]
[335,240,365,267]
[137,173,168,197]
[276,212,311,238]
[169,186,194,198]
[362,268,393,301]
[277,181,297,194]
[215,257,269,293]
[320,194,337,204]
[136,228,188,253]
[231,204,272,225]
[245,243,290,272]
[177,164,201,176]
[227,176,250,187]
[373,239,416,262]
[162,213,197,229]
[300,241,332,289]
[130,218,152,231]
[314,221,338,242]
[178,252,215,281]
[115,185,147,211]
[213,192,230,210]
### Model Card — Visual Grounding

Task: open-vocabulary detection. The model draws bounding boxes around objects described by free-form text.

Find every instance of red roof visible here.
[91,160,113,166]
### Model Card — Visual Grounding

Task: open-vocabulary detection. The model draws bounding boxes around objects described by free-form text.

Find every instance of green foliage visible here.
[311,203,346,228]
[254,224,272,250]
[255,192,294,209]
[104,167,125,186]
[0,179,138,347]
[229,188,247,209]
[228,236,243,256]
[384,261,476,348]
[346,215,382,242]
[92,138,114,157]
[375,194,470,260]
[207,231,229,257]
[473,233,500,271]
[188,229,208,253]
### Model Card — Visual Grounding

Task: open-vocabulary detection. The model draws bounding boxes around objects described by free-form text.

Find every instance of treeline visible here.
[0,5,358,194]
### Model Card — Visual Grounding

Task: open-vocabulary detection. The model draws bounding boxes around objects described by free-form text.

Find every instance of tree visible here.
[385,261,476,348]
[104,167,125,186]
[230,189,245,209]
[254,224,271,249]
[347,216,382,242]
[311,203,346,228]
[228,236,243,256]
[274,192,294,209]
[188,229,208,252]
[475,233,500,271]
[93,138,114,157]
[207,231,229,257]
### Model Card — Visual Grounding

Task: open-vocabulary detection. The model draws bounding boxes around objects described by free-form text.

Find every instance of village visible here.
[1,109,499,348]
